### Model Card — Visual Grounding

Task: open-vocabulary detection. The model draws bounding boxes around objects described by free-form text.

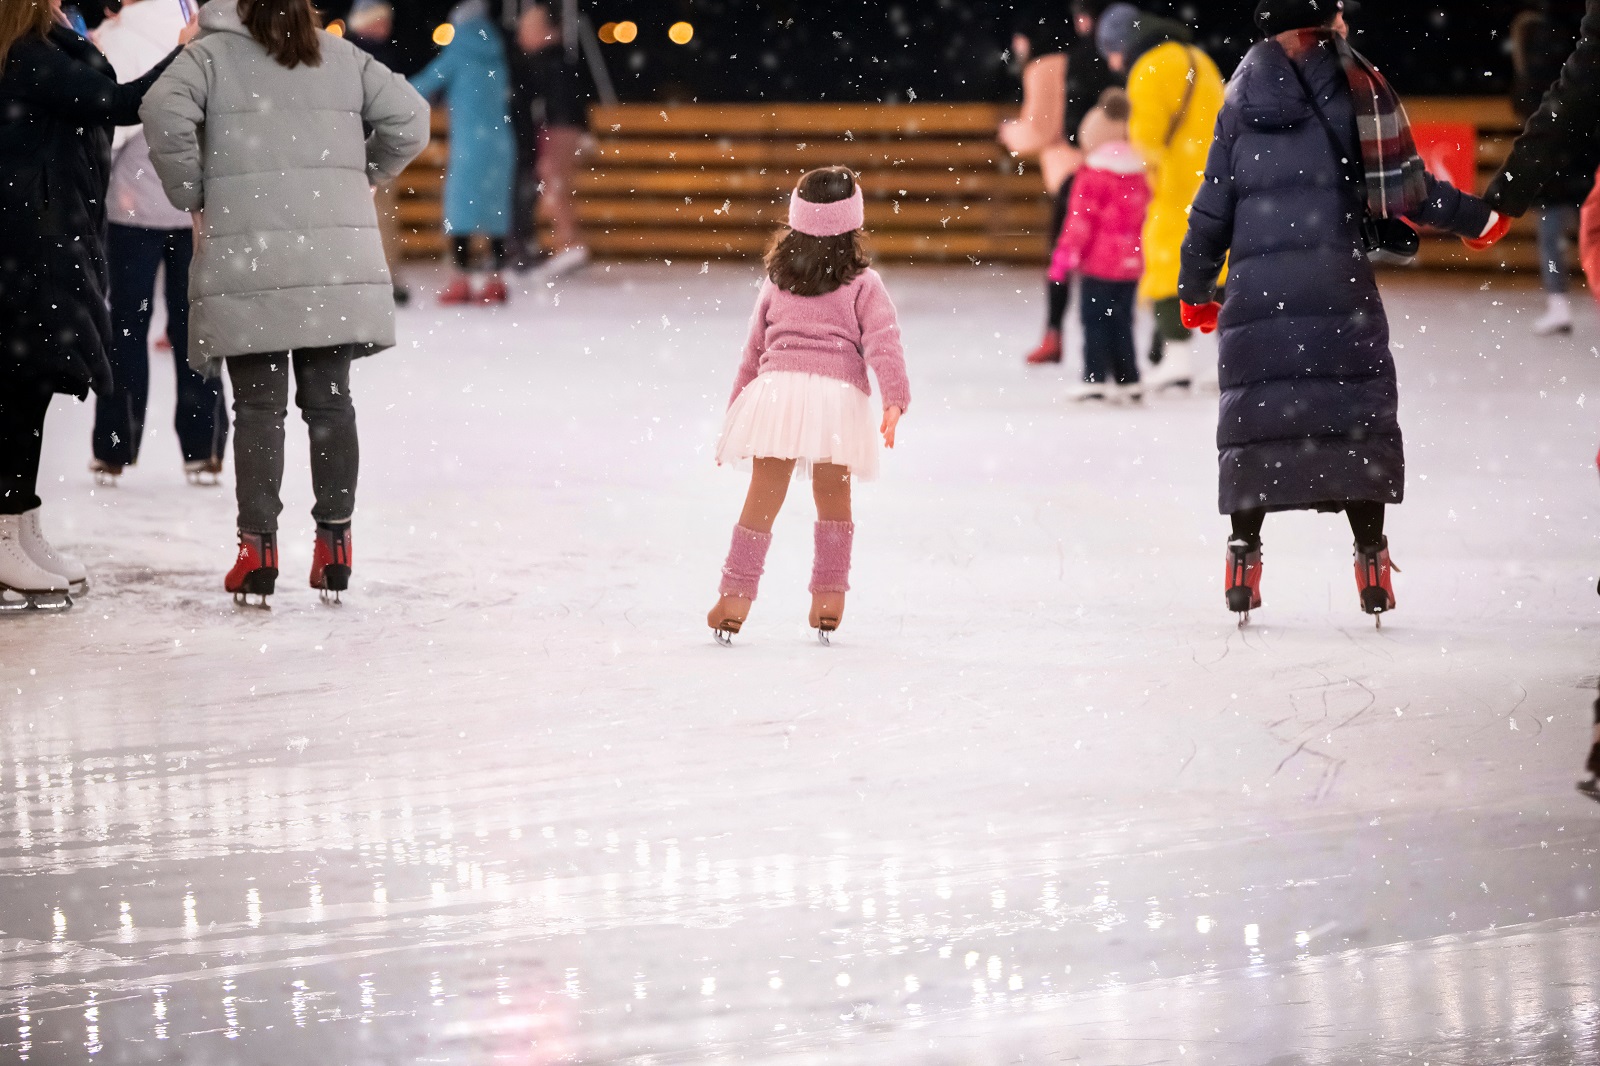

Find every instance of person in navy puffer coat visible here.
[1177,0,1503,625]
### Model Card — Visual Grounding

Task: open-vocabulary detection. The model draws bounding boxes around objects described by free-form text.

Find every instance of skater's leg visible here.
[228,353,290,534]
[291,348,359,529]
[1230,508,1266,549]
[1079,279,1112,385]
[810,463,853,633]
[737,457,796,533]
[95,224,160,468]
[0,374,54,516]
[1348,502,1395,615]
[1100,280,1140,390]
[1346,502,1385,549]
[1046,281,1071,332]
[709,458,794,635]
[537,124,586,253]
[163,229,225,466]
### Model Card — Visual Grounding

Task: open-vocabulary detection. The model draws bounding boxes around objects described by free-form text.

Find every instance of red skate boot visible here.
[225,531,278,607]
[479,274,509,304]
[439,275,473,305]
[309,522,352,604]
[1024,329,1063,365]
[1354,537,1397,626]
[1225,538,1262,625]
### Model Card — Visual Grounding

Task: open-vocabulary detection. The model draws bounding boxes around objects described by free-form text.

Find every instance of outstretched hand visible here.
[1180,301,1222,334]
[881,406,903,449]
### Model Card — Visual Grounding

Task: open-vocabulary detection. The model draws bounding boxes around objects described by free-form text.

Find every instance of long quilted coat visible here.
[1178,37,1492,515]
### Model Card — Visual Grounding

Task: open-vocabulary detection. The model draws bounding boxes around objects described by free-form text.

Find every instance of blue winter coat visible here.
[1178,38,1492,515]
[411,16,515,238]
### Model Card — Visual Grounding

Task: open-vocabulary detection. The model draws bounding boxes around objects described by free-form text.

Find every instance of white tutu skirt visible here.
[715,371,880,480]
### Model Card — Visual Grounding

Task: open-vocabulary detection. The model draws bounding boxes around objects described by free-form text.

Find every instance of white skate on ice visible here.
[0,513,73,612]
[17,508,87,595]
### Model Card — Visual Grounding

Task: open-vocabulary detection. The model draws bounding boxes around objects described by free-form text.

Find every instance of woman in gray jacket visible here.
[141,0,428,605]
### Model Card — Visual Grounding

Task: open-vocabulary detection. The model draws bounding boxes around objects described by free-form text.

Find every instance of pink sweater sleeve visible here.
[728,282,773,407]
[856,271,910,412]
[1048,173,1097,283]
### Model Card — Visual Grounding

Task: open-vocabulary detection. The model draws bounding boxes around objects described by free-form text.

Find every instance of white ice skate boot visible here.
[1533,294,1573,336]
[537,246,590,280]
[18,508,87,594]
[1146,340,1193,392]
[0,514,72,611]
[1065,382,1109,402]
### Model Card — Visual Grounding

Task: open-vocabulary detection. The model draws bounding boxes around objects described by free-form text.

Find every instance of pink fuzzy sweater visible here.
[729,268,911,411]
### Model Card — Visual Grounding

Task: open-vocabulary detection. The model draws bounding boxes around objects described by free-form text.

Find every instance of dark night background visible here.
[342,0,1587,101]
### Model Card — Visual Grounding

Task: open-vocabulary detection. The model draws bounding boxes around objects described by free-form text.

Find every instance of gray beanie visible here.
[1095,3,1141,61]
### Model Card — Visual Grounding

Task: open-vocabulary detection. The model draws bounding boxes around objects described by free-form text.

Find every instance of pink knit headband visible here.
[788,186,864,236]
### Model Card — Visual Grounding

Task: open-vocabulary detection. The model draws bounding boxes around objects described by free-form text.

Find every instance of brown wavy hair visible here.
[240,0,323,69]
[764,166,871,297]
[0,0,56,76]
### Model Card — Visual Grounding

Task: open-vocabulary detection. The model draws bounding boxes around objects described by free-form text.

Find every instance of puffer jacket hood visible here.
[1229,36,1342,132]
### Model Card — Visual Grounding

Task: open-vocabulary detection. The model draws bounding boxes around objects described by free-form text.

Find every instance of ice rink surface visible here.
[3,263,1599,1064]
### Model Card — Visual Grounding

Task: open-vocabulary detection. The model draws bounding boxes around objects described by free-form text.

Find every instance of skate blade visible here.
[1579,778,1600,804]
[186,473,222,487]
[232,592,271,610]
[816,619,839,646]
[318,587,343,606]
[713,629,735,647]
[0,589,74,612]
[1236,611,1250,628]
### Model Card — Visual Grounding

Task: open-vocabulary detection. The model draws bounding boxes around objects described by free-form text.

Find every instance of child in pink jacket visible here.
[1049,88,1151,401]
[708,166,911,645]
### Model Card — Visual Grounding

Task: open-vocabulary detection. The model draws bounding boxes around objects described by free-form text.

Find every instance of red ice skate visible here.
[1225,538,1262,624]
[479,275,509,304]
[226,531,278,607]
[309,523,352,604]
[1024,329,1063,365]
[1353,538,1397,626]
[439,276,473,305]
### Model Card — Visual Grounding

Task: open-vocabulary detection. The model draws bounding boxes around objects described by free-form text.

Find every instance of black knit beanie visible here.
[1255,0,1343,35]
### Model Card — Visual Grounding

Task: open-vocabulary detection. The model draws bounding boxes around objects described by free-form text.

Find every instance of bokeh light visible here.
[325,19,345,36]
[432,22,454,46]
[597,21,617,44]
[613,20,637,44]
[668,21,693,45]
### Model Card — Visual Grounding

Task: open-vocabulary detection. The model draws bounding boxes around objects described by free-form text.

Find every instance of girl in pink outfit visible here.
[708,166,911,645]
[1049,89,1151,401]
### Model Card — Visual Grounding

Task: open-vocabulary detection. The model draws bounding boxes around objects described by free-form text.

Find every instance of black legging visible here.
[1044,176,1076,331]
[452,236,508,272]
[1231,503,1385,550]
[0,375,54,516]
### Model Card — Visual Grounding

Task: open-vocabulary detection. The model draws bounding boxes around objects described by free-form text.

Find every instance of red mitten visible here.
[1180,300,1222,334]
[1463,212,1512,251]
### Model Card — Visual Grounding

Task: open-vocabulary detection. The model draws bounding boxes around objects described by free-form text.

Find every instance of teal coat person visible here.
[410,0,515,238]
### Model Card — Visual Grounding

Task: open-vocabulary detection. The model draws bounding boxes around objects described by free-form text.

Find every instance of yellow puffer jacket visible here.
[1128,41,1227,303]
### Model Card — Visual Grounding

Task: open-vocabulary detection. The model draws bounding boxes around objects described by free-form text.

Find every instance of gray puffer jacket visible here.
[141,0,429,373]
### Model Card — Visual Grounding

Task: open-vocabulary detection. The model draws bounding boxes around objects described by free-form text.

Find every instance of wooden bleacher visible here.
[394,98,1558,274]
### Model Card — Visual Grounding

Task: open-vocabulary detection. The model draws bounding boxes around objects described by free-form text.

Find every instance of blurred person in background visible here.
[1097,3,1224,390]
[90,0,228,487]
[1001,0,1121,367]
[142,0,429,604]
[411,0,515,304]
[507,0,591,278]
[0,0,191,608]
[346,0,413,306]
[1508,1,1589,335]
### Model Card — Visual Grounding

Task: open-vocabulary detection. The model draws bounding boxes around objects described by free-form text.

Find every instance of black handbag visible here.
[1283,44,1420,264]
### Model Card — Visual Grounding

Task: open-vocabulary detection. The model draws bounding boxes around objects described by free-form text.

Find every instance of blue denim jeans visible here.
[1537,205,1579,295]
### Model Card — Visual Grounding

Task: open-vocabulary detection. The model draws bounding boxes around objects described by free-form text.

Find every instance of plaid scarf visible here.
[1284,29,1429,218]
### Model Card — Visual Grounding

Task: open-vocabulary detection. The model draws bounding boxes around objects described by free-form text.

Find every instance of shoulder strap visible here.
[1163,46,1199,148]
[1281,42,1364,203]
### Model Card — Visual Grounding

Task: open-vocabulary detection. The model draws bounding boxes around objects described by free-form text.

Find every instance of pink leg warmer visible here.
[810,521,854,594]
[719,525,773,600]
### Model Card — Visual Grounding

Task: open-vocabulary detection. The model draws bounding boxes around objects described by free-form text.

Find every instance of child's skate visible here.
[0,515,72,612]
[89,458,123,486]
[226,531,278,608]
[810,521,853,645]
[185,458,224,486]
[1225,538,1262,626]
[309,523,352,604]
[709,526,771,646]
[1354,538,1397,627]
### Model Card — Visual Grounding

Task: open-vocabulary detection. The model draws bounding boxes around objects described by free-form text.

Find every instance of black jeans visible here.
[1231,503,1386,549]
[228,348,358,534]
[1080,277,1140,385]
[93,225,227,466]
[0,375,53,515]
